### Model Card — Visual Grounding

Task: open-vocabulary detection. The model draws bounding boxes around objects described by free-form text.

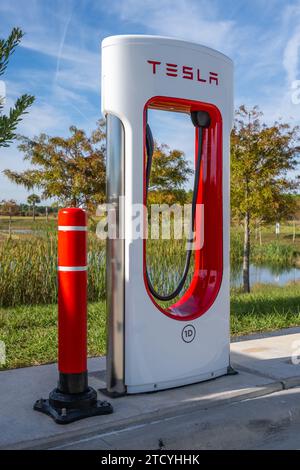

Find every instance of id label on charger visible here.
[182,325,196,343]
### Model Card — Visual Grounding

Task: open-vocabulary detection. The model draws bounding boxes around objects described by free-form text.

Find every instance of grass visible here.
[0,226,298,308]
[252,241,299,266]
[0,216,57,238]
[230,230,300,266]
[0,216,299,369]
[0,235,106,307]
[0,302,106,369]
[0,283,300,370]
[231,282,300,336]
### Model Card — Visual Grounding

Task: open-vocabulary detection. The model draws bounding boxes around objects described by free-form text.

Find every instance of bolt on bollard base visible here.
[34,386,113,425]
[34,371,113,424]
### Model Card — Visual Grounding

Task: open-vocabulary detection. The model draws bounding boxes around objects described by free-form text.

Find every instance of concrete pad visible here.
[231,332,300,382]
[53,388,300,454]
[56,387,300,450]
[2,328,300,450]
[0,357,279,450]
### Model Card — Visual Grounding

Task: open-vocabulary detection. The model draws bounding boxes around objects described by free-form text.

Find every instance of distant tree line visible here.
[0,199,58,218]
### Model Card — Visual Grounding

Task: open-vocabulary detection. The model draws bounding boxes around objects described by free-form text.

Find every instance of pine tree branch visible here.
[0,27,23,76]
[0,94,35,147]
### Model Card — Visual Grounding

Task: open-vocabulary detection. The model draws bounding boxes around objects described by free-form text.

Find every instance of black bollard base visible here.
[34,386,113,424]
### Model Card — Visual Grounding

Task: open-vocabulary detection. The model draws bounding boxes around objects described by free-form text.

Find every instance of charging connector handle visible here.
[145,115,207,301]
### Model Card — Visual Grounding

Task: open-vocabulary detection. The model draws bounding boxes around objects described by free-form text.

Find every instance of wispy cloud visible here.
[282,3,300,86]
[99,0,236,54]
[1,0,102,99]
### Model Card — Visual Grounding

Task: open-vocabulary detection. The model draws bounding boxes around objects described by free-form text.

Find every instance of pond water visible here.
[231,263,300,288]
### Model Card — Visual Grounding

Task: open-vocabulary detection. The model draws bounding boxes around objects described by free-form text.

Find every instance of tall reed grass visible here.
[0,235,106,307]
[0,231,298,307]
[230,232,299,267]
[252,241,298,266]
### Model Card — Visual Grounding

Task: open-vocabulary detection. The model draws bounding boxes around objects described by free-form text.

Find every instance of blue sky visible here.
[0,0,300,202]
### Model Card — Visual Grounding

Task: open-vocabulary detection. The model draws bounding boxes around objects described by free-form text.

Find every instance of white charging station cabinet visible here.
[102,35,233,395]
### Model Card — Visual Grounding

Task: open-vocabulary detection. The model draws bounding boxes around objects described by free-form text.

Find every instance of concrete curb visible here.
[231,326,300,343]
[5,380,284,450]
[282,376,300,390]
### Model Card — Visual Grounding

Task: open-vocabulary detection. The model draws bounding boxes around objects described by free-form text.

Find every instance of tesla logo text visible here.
[147,60,219,85]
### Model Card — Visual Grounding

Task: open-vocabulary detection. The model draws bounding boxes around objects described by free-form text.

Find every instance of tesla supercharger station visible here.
[101,35,233,395]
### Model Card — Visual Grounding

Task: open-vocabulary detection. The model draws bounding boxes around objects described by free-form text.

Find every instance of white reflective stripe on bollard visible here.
[58,226,87,231]
[58,266,88,271]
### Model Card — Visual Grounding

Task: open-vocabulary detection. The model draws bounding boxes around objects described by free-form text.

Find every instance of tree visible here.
[0,199,19,238]
[231,105,299,293]
[3,121,106,211]
[0,28,34,147]
[147,143,192,205]
[27,194,40,221]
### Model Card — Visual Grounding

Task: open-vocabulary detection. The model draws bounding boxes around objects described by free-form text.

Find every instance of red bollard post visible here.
[58,208,88,392]
[34,208,113,424]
